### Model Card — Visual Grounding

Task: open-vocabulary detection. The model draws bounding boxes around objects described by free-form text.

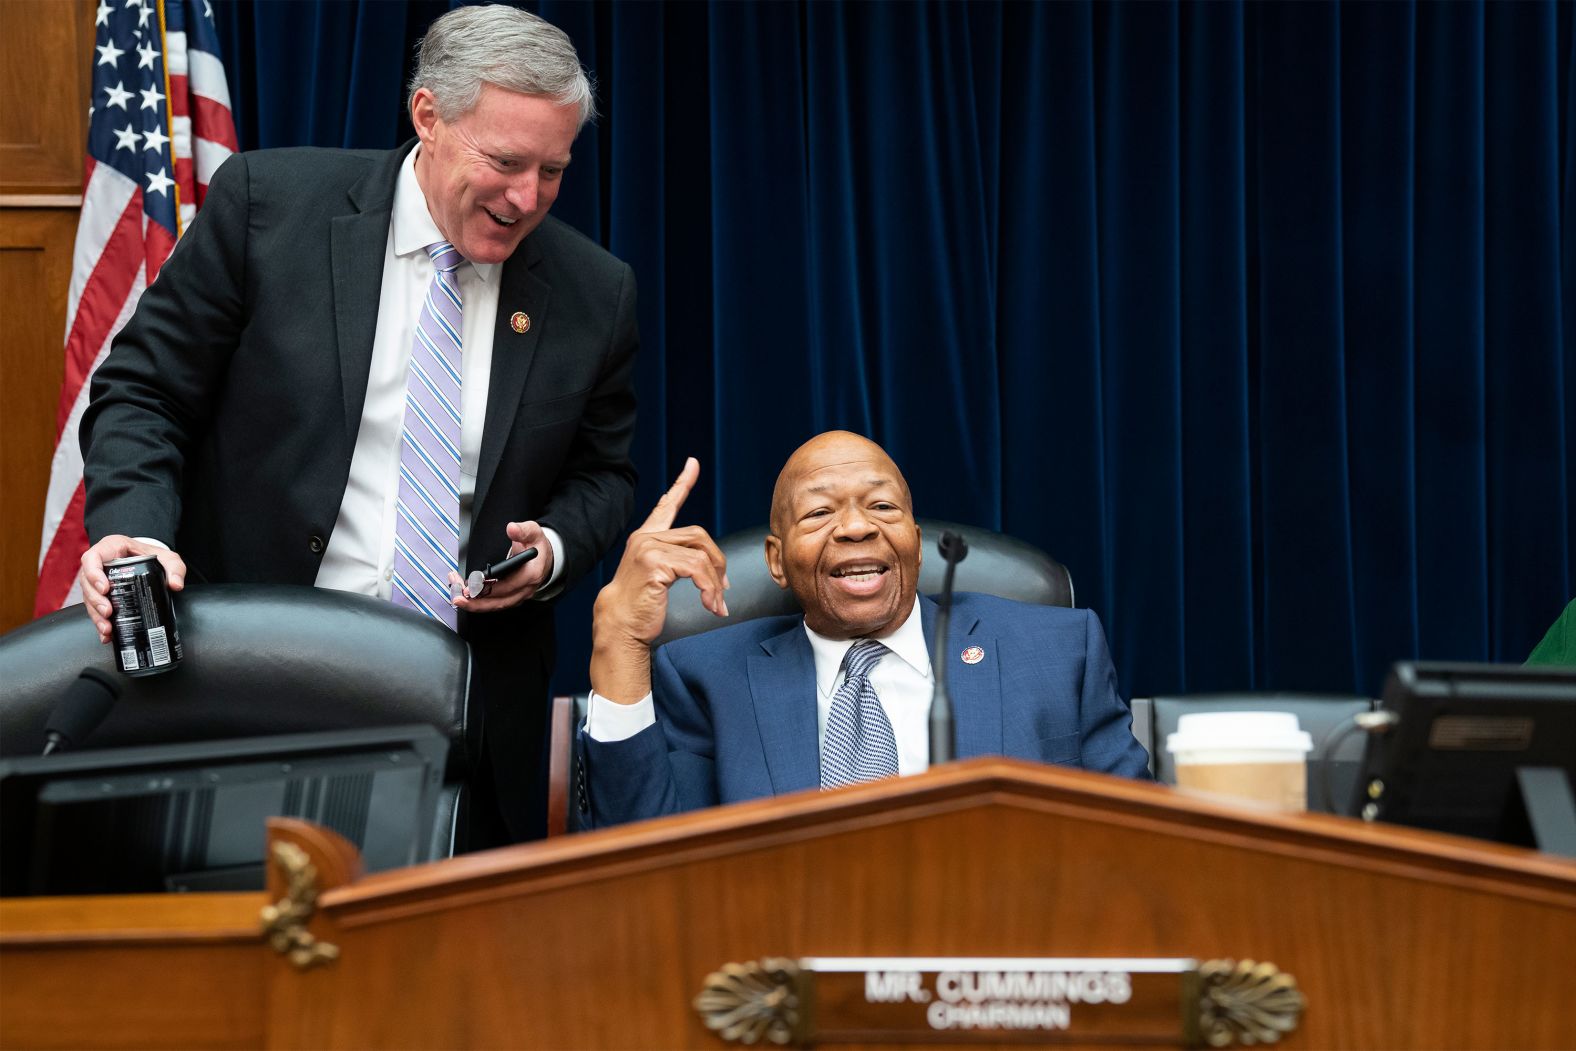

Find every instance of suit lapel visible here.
[474,236,549,516]
[920,595,1003,759]
[330,222,388,452]
[331,145,409,452]
[747,624,821,794]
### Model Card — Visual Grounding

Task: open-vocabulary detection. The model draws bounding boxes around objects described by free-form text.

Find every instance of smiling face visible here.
[765,432,922,640]
[410,82,580,264]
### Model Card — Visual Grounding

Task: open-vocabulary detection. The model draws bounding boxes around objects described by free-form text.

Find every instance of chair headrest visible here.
[0,584,473,773]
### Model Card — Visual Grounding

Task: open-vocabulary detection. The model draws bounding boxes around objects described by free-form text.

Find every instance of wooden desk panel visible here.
[0,893,265,1050]
[4,762,1572,1050]
[270,762,1576,1049]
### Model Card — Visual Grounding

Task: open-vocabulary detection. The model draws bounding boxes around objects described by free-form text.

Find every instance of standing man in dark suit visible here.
[581,432,1149,828]
[74,6,637,845]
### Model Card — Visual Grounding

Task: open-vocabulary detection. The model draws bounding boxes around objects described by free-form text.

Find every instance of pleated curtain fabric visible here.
[221,0,1576,697]
[390,241,465,629]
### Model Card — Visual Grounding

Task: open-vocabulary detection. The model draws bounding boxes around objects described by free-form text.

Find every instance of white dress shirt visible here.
[586,596,935,775]
[314,146,562,597]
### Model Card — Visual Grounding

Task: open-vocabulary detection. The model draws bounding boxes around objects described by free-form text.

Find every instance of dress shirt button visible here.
[308,535,325,554]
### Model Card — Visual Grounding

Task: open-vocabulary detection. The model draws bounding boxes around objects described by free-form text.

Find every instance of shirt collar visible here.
[804,596,930,697]
[392,145,498,284]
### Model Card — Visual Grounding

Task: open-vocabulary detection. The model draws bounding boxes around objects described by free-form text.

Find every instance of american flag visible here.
[34,0,238,615]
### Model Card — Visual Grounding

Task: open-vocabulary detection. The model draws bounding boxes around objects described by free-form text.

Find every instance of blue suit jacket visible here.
[581,593,1151,827]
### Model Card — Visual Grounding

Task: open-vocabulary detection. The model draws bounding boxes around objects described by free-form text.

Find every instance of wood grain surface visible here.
[4,760,1572,1050]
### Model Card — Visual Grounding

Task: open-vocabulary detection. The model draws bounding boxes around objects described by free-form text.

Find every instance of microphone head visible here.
[937,530,969,563]
[44,667,123,749]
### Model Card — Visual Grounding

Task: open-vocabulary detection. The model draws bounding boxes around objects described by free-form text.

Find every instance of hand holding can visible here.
[103,554,184,676]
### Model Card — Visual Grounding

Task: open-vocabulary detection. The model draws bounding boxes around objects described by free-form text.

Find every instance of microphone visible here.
[42,668,122,755]
[928,531,969,766]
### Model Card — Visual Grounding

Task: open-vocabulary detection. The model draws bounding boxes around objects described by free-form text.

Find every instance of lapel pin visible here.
[961,645,985,665]
[510,311,531,334]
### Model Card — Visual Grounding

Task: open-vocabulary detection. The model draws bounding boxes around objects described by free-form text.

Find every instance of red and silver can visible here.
[104,554,184,676]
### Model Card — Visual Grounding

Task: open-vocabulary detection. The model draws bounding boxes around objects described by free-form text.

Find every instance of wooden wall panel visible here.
[0,0,93,632]
[0,0,94,193]
[0,209,76,632]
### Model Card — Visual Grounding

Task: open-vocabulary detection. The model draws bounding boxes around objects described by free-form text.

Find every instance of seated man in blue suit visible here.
[581,431,1150,827]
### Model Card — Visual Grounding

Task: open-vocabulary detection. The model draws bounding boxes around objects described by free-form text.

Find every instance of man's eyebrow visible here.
[491,150,572,166]
[801,477,898,496]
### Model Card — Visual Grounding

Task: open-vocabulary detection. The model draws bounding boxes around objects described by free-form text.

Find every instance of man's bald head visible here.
[765,431,921,639]
[769,431,912,538]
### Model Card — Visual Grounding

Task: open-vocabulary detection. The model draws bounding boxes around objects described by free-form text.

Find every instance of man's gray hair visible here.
[409,5,597,128]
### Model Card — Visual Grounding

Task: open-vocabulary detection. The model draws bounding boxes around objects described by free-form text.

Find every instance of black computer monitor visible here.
[0,724,447,896]
[1353,662,1576,856]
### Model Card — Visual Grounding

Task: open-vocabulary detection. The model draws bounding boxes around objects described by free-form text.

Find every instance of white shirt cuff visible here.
[541,527,566,586]
[525,527,569,602]
[585,689,657,742]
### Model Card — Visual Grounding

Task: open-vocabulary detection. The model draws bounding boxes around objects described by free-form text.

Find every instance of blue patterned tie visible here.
[821,639,900,788]
[390,241,464,629]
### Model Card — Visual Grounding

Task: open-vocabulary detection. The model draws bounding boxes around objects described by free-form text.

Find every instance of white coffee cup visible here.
[1166,711,1314,812]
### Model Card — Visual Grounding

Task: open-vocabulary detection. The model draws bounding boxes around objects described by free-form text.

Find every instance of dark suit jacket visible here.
[581,594,1151,827]
[80,142,639,840]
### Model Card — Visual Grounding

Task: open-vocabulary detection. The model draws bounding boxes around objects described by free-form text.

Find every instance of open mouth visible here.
[831,563,887,581]
[829,562,890,594]
[484,207,518,227]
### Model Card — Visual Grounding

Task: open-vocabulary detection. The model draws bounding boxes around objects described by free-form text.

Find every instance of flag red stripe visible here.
[57,191,146,436]
[143,221,176,284]
[192,94,239,151]
[168,73,191,117]
[175,156,195,199]
[34,483,88,617]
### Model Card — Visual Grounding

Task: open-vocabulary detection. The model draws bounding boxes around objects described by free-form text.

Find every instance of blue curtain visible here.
[216,0,1575,700]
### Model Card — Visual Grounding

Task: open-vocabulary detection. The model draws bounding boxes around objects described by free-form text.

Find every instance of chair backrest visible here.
[655,518,1074,646]
[0,584,473,858]
[1128,693,1377,814]
[547,690,589,836]
[548,520,1077,835]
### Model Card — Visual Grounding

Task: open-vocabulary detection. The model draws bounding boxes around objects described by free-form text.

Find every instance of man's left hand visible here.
[449,520,555,613]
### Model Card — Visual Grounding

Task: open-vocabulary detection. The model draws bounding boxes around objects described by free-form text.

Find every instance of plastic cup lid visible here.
[1165,710,1314,755]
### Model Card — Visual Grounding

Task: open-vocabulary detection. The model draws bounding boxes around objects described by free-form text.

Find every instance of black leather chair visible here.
[0,584,474,859]
[547,520,1076,834]
[1128,693,1378,814]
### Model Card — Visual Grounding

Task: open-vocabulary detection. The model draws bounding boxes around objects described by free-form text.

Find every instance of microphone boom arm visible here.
[928,531,969,766]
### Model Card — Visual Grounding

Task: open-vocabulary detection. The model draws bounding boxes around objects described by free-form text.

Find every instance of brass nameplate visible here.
[695,956,1303,1047]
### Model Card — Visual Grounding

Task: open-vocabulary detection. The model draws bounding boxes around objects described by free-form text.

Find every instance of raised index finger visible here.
[638,457,700,533]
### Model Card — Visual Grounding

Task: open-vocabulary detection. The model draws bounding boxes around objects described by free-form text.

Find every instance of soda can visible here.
[104,554,184,676]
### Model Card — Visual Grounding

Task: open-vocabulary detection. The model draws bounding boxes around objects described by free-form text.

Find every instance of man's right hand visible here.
[78,535,187,644]
[590,458,730,704]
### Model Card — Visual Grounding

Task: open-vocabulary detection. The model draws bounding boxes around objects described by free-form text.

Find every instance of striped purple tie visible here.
[391,241,465,629]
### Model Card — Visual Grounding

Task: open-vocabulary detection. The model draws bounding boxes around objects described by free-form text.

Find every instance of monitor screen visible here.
[1353,662,1576,852]
[0,725,447,896]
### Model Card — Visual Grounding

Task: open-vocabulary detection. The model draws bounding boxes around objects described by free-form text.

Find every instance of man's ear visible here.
[764,535,788,590]
[915,522,923,571]
[410,88,440,144]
